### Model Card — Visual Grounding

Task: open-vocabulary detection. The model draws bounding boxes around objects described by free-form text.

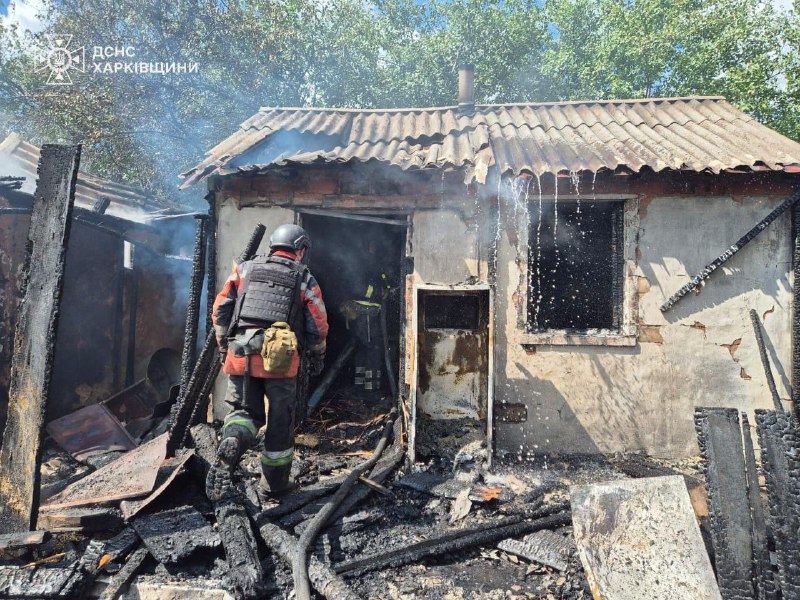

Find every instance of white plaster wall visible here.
[211,198,295,418]
[496,195,793,458]
[412,209,482,283]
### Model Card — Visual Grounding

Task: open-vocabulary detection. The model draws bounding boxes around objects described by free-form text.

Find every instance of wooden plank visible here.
[695,408,757,600]
[0,144,81,533]
[0,530,49,552]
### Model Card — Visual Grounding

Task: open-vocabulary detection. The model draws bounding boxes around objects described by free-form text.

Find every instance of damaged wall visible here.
[211,166,798,458]
[494,173,796,458]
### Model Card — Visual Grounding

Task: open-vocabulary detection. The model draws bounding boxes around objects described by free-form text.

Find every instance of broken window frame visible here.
[515,195,639,347]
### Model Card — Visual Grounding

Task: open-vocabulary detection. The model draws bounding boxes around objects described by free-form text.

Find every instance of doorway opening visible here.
[411,285,493,463]
[298,211,407,431]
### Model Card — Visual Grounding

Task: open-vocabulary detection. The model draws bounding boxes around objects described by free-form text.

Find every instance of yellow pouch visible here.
[261,322,298,375]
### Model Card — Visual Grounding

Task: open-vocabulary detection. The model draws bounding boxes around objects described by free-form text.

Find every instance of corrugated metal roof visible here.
[180,97,800,187]
[0,133,170,221]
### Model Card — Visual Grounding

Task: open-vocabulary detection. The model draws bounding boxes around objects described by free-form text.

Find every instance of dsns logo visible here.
[38,35,85,85]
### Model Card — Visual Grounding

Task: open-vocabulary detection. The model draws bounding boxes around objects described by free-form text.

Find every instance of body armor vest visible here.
[233,255,307,344]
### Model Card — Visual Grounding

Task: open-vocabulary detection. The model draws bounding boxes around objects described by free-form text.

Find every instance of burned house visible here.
[0,133,192,434]
[182,73,800,460]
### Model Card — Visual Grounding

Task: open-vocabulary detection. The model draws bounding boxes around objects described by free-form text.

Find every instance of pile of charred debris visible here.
[3,148,800,600]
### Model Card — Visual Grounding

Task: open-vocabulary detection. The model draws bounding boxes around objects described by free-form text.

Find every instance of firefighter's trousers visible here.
[222,375,297,492]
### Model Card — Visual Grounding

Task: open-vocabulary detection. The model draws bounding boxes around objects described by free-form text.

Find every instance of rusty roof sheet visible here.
[180,97,800,187]
[0,133,170,221]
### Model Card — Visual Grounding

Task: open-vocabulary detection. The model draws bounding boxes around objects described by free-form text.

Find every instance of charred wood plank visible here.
[741,412,777,600]
[755,410,800,600]
[694,407,756,600]
[214,498,264,600]
[794,204,800,419]
[167,223,266,455]
[660,188,800,312]
[131,505,220,564]
[179,215,207,394]
[334,506,570,578]
[0,144,81,534]
[0,563,83,598]
[98,545,149,600]
[497,529,573,571]
[256,519,359,600]
[0,530,49,553]
[37,506,123,533]
[205,194,217,337]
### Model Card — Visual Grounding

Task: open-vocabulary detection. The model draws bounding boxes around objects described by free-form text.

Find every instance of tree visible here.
[0,0,797,207]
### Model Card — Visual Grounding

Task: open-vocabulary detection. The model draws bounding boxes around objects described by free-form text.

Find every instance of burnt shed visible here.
[182,87,800,459]
[0,134,191,433]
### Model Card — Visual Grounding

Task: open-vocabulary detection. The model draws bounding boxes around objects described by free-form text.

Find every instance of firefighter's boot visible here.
[205,414,257,502]
[257,448,296,500]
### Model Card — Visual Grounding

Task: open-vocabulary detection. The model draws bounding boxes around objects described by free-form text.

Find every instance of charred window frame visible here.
[527,200,625,333]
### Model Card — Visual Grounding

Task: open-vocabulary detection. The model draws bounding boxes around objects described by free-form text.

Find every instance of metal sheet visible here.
[46,403,136,460]
[181,98,800,188]
[571,475,722,600]
[42,433,167,510]
[119,450,194,520]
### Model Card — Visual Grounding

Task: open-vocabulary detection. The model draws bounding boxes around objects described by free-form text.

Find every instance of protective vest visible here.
[232,255,307,344]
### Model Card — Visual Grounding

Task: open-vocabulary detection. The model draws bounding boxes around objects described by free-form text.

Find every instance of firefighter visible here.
[340,240,392,398]
[207,224,328,500]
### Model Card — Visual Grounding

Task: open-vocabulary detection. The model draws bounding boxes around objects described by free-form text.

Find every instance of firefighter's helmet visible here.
[269,224,311,252]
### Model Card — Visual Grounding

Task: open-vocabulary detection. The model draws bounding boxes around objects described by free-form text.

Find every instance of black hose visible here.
[750,309,785,413]
[292,409,397,600]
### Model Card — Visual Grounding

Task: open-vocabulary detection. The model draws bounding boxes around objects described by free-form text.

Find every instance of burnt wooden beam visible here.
[0,144,81,534]
[793,204,800,419]
[256,519,359,600]
[694,408,756,600]
[98,545,150,600]
[204,193,217,337]
[179,215,207,393]
[755,410,800,600]
[214,498,265,600]
[660,189,800,312]
[0,530,49,553]
[335,506,570,578]
[741,412,778,600]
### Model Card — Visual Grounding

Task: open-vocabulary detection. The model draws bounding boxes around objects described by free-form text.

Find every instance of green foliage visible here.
[0,0,797,206]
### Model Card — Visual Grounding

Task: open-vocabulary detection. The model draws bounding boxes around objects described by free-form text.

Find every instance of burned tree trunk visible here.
[0,144,81,534]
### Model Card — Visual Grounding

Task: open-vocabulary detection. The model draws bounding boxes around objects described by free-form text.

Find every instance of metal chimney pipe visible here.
[458,64,474,112]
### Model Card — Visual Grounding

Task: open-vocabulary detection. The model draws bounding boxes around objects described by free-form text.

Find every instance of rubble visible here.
[497,530,573,571]
[131,505,220,565]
